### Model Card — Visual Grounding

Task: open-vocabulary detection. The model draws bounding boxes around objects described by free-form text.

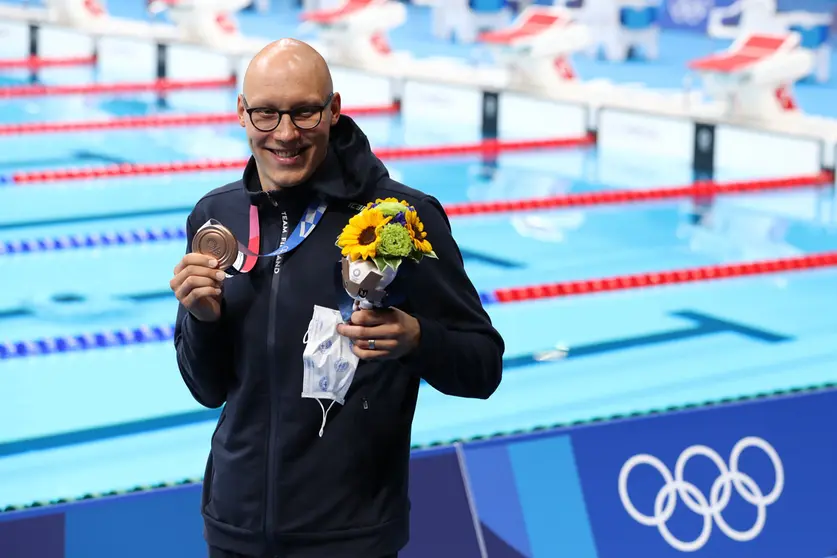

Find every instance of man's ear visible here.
[329,92,342,125]
[236,94,247,128]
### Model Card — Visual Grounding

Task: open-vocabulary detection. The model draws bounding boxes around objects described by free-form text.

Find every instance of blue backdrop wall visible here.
[2,387,836,558]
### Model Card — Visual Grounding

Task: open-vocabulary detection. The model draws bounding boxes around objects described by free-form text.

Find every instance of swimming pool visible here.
[2,10,837,515]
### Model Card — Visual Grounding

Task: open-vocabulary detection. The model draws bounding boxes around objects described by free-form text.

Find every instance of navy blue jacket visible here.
[173,115,504,557]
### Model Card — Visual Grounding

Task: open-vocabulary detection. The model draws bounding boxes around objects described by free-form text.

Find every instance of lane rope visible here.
[3,250,837,359]
[0,54,97,70]
[0,102,401,135]
[2,226,185,255]
[445,172,835,215]
[0,76,237,99]
[1,172,832,256]
[481,251,837,304]
[2,135,595,184]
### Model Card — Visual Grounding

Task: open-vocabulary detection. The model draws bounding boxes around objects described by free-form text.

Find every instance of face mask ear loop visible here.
[303,308,330,345]
[303,317,317,344]
[317,400,337,438]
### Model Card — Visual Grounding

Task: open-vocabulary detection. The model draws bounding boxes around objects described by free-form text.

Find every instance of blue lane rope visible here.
[1,289,501,358]
[0,324,175,360]
[1,226,186,255]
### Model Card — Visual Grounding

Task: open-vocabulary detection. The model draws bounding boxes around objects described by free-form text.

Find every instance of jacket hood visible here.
[243,114,390,207]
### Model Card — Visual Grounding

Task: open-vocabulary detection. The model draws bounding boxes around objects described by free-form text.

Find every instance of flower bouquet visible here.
[336,198,437,312]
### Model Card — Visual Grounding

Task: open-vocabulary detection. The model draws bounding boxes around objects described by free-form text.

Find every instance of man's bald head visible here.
[243,38,333,101]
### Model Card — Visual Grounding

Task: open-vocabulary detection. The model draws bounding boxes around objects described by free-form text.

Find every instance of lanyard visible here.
[229,196,328,274]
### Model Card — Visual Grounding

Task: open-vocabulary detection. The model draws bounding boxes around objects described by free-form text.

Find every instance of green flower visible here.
[375,201,409,217]
[376,223,413,258]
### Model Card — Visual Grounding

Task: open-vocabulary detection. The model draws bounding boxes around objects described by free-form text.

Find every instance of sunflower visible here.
[404,209,433,254]
[336,208,391,261]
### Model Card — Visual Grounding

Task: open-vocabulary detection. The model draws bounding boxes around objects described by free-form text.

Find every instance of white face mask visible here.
[301,305,360,437]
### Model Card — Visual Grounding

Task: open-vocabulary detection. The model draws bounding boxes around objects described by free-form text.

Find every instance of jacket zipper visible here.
[265,200,288,551]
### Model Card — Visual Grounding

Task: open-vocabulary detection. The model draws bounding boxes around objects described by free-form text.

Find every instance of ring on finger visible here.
[368,339,376,350]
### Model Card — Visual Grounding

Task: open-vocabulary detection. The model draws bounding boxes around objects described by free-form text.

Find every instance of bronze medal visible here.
[192,224,238,270]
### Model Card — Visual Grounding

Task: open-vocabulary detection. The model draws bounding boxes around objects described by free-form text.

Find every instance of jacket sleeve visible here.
[400,194,505,399]
[172,211,235,408]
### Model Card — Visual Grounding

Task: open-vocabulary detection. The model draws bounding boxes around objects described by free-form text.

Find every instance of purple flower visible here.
[392,212,407,226]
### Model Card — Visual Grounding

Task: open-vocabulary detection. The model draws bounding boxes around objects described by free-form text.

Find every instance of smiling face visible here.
[237,39,342,191]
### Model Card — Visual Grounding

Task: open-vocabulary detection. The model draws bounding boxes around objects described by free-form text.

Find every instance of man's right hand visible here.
[170,254,225,322]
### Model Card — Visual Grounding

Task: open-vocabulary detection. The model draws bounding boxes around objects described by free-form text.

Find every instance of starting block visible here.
[412,0,511,44]
[560,0,660,62]
[0,0,182,53]
[478,6,590,90]
[687,32,815,119]
[148,0,251,46]
[0,0,109,30]
[707,0,832,83]
[46,0,107,28]
[300,0,406,68]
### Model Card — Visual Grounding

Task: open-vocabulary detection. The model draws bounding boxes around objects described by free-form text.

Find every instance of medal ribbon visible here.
[200,196,328,274]
[238,196,328,272]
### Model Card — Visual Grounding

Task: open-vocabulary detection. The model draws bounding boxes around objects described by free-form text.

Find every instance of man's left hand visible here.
[337,307,421,360]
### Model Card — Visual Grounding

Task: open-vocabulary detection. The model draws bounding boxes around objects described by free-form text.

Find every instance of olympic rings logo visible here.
[618,436,784,552]
[666,0,713,26]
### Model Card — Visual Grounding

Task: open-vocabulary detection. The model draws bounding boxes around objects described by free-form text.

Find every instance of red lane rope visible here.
[444,172,835,215]
[490,251,837,303]
[0,103,401,135]
[374,135,594,159]
[9,136,593,183]
[0,54,97,70]
[0,76,237,98]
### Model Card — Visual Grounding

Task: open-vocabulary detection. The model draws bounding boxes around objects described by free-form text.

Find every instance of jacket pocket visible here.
[201,411,226,512]
[211,409,227,444]
[201,451,215,513]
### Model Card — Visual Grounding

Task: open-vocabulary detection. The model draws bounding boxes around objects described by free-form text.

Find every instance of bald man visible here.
[170,39,504,558]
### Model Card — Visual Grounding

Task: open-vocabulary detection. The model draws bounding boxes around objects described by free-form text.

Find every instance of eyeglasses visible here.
[242,93,334,132]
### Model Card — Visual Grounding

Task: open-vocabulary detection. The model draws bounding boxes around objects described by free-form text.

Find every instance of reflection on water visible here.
[510,212,585,243]
[677,188,837,262]
[465,166,587,243]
